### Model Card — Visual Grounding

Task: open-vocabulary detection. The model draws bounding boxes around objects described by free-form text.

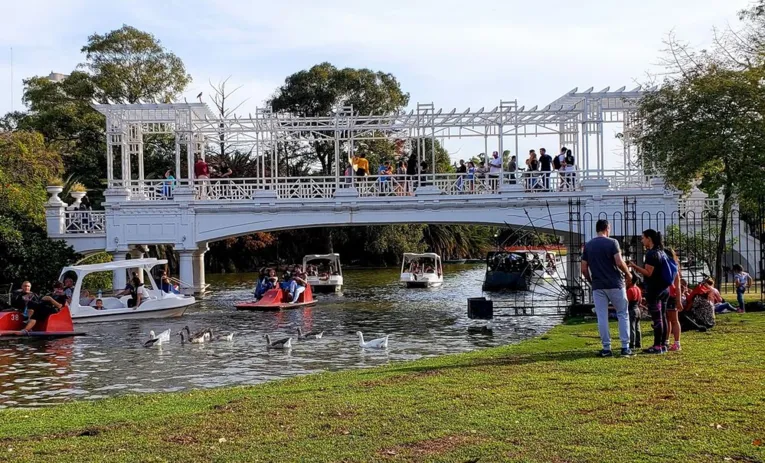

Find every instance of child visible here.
[94,299,104,310]
[732,264,752,313]
[626,271,642,350]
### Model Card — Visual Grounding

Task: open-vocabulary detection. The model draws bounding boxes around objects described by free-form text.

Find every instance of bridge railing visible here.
[109,169,660,201]
[64,211,106,234]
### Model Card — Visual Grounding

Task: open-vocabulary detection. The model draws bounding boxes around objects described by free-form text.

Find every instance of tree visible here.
[81,25,191,104]
[269,63,410,174]
[635,65,765,287]
[0,131,76,289]
[0,131,63,225]
[17,25,192,199]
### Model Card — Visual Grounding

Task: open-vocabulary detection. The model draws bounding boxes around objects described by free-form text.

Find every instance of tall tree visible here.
[81,25,191,104]
[0,131,76,288]
[634,65,765,287]
[16,25,192,198]
[269,63,409,174]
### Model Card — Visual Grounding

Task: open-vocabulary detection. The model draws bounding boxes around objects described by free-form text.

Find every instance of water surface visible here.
[0,265,565,408]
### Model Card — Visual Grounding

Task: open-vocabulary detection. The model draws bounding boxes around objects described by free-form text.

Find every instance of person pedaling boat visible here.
[254,268,279,300]
[281,271,308,304]
[10,281,67,335]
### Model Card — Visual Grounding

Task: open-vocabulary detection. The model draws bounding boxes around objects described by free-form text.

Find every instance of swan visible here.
[356,331,389,349]
[143,328,171,347]
[264,334,292,349]
[297,328,324,340]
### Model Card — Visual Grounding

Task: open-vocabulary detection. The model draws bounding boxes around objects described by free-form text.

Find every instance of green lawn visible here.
[1,314,764,462]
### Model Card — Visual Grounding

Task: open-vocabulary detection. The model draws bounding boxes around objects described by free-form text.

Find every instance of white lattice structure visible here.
[93,86,651,192]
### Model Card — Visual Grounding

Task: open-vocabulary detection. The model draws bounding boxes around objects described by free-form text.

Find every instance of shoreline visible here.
[0,314,763,462]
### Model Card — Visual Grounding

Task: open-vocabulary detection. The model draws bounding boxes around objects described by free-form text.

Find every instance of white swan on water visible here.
[356,331,389,349]
[143,328,171,347]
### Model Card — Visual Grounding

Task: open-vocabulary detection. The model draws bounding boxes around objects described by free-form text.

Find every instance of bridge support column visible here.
[178,251,194,296]
[192,245,208,294]
[111,252,127,291]
[129,246,148,283]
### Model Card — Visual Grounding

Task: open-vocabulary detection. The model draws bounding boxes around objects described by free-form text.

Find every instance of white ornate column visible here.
[192,244,208,294]
[129,246,148,283]
[111,251,127,292]
[178,250,194,296]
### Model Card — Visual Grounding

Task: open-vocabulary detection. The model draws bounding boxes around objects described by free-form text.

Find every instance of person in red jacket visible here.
[625,272,642,350]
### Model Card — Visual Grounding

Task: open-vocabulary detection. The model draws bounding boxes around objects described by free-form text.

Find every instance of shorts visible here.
[666,297,678,312]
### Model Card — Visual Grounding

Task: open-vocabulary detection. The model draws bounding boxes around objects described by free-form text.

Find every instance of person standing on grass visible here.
[626,271,642,350]
[665,248,682,351]
[732,264,752,313]
[629,229,673,354]
[581,219,633,357]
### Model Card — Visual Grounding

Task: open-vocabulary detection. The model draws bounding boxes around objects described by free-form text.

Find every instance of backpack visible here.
[659,251,678,288]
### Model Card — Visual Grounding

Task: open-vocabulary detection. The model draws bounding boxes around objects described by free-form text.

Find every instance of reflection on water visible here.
[0,265,565,408]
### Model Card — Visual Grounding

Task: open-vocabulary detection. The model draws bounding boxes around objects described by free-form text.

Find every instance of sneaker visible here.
[598,349,613,358]
[669,342,681,351]
[661,346,668,353]
[643,346,665,354]
[737,308,745,313]
[620,348,634,356]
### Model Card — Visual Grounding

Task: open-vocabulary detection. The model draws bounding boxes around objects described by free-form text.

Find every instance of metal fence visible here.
[570,197,764,305]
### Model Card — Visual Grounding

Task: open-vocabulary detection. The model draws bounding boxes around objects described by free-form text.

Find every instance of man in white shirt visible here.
[488,151,502,190]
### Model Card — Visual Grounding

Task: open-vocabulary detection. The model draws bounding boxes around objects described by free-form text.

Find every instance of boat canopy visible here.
[61,258,167,275]
[403,253,441,260]
[302,254,340,264]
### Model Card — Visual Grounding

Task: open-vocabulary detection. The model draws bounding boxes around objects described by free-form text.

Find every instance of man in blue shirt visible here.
[582,219,633,357]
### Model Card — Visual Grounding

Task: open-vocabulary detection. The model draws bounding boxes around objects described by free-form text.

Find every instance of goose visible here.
[183,326,212,343]
[264,334,292,349]
[296,328,324,340]
[356,331,389,349]
[210,329,234,342]
[143,328,171,347]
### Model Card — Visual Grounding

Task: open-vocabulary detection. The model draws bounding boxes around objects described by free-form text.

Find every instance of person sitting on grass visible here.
[682,279,716,331]
[11,281,66,334]
[732,264,752,313]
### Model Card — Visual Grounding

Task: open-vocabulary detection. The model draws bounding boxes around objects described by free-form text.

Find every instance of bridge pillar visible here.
[111,252,127,291]
[178,250,194,296]
[192,244,208,294]
[129,246,148,283]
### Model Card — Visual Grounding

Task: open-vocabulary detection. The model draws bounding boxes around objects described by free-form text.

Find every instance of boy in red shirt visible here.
[626,272,642,350]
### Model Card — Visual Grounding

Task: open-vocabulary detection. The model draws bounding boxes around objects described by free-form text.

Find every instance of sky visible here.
[0,0,753,168]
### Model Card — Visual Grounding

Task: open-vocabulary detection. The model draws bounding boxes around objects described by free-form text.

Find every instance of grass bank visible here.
[1,315,764,462]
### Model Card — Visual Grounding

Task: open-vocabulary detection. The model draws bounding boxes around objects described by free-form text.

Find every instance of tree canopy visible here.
[634,2,765,285]
[81,25,191,104]
[0,131,76,289]
[269,63,410,174]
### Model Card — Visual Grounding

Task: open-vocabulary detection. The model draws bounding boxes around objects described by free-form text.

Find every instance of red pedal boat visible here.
[235,285,317,311]
[0,306,85,338]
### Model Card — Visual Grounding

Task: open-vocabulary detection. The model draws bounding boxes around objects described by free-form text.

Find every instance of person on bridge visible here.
[539,148,553,191]
[581,219,633,357]
[488,151,502,191]
[195,157,210,199]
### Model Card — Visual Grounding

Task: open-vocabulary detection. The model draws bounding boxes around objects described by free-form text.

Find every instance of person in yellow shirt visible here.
[355,153,369,176]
